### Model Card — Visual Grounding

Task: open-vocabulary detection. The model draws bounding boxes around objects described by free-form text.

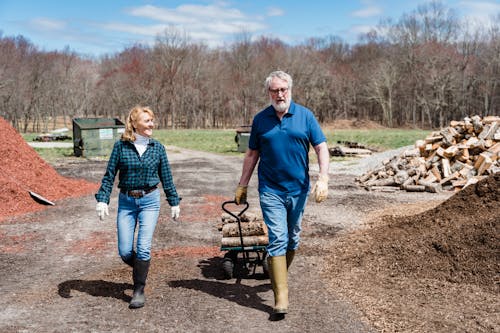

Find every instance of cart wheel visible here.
[262,255,269,278]
[222,252,235,279]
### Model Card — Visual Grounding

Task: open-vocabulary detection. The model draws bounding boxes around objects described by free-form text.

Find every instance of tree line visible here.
[0,1,498,133]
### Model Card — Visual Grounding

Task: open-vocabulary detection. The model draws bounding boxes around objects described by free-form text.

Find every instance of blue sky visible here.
[0,0,499,57]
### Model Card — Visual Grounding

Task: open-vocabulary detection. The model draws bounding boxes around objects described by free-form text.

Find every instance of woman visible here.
[95,105,181,309]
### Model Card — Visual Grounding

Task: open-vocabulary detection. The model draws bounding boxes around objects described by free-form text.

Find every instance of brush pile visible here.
[356,115,500,193]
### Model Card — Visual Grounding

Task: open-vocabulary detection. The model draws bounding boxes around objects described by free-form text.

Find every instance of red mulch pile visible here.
[0,117,99,222]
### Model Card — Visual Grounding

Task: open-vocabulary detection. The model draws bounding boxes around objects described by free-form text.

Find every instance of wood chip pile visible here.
[356,115,500,193]
[218,212,269,247]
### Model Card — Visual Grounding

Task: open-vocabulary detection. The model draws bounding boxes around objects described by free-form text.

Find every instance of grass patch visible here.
[327,128,430,150]
[154,129,241,155]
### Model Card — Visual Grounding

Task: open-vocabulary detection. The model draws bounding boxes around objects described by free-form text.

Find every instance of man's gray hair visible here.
[265,71,293,90]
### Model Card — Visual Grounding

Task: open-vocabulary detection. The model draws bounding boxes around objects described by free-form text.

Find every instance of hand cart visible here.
[220,200,269,279]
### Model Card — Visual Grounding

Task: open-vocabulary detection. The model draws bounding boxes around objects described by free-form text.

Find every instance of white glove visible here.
[171,205,180,220]
[96,202,109,220]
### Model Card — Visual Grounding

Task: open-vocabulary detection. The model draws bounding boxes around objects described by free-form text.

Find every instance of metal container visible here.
[235,125,251,153]
[72,118,125,157]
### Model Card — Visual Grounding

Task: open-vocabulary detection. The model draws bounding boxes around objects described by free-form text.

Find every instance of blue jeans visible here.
[259,191,309,257]
[117,189,160,261]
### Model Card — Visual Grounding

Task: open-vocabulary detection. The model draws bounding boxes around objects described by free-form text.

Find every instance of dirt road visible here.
[0,147,456,332]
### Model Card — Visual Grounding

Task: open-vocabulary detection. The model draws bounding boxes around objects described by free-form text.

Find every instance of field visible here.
[27,127,431,161]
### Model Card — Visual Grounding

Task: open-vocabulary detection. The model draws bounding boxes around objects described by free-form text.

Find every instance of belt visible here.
[120,186,157,198]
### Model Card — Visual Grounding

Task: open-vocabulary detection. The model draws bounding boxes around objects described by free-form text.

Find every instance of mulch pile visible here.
[365,172,499,289]
[326,172,499,331]
[0,117,99,222]
[331,172,499,289]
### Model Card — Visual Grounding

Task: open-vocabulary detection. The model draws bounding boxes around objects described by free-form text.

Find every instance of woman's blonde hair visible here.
[121,105,155,142]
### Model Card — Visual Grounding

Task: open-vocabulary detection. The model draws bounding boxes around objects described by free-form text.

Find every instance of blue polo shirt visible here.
[249,101,326,195]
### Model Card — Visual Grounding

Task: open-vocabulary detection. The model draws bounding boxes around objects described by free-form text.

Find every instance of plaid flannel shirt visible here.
[95,139,180,206]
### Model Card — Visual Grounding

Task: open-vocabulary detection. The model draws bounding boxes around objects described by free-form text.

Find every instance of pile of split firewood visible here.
[356,115,500,193]
[218,212,269,247]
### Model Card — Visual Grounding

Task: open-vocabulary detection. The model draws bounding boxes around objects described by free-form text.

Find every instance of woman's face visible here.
[134,111,154,137]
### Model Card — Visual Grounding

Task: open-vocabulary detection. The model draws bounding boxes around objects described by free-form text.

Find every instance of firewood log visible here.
[222,220,268,237]
[221,235,269,247]
[471,115,483,133]
[401,184,426,192]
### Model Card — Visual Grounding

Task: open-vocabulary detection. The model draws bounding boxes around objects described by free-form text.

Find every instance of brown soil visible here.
[1,116,498,333]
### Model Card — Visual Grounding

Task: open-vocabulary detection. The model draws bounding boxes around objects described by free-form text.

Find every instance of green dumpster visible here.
[72,118,125,157]
[235,126,251,153]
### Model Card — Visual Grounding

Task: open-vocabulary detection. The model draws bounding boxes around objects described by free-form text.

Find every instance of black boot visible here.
[121,251,136,268]
[129,259,150,309]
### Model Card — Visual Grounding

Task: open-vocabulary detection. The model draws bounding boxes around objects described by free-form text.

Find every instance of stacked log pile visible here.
[218,212,269,247]
[356,115,500,193]
[329,141,377,157]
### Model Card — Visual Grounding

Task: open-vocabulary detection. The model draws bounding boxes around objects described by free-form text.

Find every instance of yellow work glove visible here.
[235,185,248,205]
[311,174,329,203]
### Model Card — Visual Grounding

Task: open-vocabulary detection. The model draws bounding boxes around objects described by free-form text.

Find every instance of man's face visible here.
[269,77,291,113]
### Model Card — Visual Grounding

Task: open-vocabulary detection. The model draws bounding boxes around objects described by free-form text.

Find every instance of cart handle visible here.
[221,200,249,221]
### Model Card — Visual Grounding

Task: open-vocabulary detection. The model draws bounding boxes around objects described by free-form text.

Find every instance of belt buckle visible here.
[129,190,144,198]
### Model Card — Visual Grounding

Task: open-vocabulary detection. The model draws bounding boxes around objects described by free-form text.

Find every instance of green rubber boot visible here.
[268,255,288,314]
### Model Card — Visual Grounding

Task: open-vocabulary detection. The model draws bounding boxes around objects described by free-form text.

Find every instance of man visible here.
[235,70,329,318]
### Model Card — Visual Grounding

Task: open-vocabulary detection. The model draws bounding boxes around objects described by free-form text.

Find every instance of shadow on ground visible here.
[169,278,272,314]
[58,279,132,302]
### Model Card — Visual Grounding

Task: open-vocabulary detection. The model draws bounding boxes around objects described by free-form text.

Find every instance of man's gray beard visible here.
[272,100,290,113]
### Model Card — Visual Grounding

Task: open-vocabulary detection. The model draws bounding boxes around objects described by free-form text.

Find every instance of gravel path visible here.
[310,146,412,176]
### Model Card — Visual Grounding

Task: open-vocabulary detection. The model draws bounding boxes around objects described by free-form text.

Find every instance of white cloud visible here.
[107,3,269,47]
[30,18,66,31]
[457,1,500,28]
[352,6,382,18]
[458,0,500,13]
[127,3,246,22]
[352,0,382,18]
[127,5,194,24]
[101,23,168,36]
[267,7,284,17]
